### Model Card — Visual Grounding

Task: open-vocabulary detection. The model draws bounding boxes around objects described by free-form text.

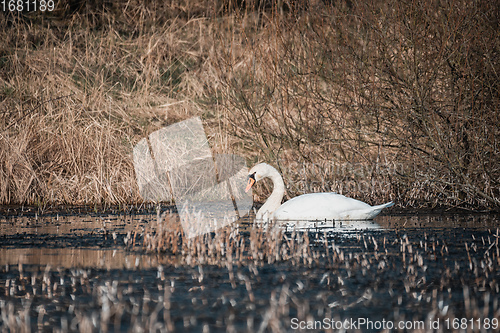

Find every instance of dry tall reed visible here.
[209,0,499,210]
[0,2,211,205]
[1,0,498,210]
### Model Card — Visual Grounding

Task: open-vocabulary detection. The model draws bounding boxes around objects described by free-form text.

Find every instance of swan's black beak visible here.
[245,173,256,193]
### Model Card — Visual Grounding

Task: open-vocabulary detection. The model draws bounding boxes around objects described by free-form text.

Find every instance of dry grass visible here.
[0,2,209,205]
[140,209,315,267]
[0,0,498,210]
[210,0,500,209]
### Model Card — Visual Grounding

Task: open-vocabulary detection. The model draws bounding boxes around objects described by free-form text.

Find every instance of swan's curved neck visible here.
[257,167,285,220]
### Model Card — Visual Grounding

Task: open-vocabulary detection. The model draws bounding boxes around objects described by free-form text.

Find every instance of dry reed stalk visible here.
[0,0,498,211]
[0,2,219,206]
[207,0,499,210]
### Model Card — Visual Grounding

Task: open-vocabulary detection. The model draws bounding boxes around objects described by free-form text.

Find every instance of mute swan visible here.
[245,163,394,221]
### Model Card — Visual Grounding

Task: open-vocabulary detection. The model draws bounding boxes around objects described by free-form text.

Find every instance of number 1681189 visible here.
[1,0,55,12]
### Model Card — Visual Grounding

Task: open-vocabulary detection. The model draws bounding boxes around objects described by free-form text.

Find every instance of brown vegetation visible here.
[0,0,498,210]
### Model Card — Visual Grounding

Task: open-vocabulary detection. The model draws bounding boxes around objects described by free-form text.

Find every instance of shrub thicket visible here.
[0,0,498,209]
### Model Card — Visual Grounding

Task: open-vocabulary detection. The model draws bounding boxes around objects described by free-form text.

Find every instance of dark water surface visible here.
[0,208,499,332]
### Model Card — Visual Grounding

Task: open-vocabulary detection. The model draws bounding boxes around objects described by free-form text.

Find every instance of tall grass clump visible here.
[0,2,214,205]
[209,0,499,210]
[140,210,315,267]
[0,0,498,210]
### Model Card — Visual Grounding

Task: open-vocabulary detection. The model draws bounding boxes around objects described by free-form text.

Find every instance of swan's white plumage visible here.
[275,193,394,221]
[247,163,394,221]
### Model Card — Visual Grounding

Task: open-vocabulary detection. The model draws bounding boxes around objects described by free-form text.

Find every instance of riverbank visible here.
[1,0,498,210]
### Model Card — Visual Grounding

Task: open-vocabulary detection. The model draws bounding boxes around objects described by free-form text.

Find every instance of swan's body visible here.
[246,163,394,221]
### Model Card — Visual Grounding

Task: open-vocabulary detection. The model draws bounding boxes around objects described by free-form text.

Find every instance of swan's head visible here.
[245,163,274,192]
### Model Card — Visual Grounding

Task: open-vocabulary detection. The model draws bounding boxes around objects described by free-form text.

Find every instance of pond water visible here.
[0,207,499,332]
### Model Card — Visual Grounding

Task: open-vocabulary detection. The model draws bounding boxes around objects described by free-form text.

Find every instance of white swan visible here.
[245,163,394,221]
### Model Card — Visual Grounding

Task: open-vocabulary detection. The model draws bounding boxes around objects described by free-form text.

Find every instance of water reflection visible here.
[375,212,500,229]
[0,248,175,269]
[0,210,499,269]
[1,209,499,333]
[0,212,151,237]
[278,213,500,233]
[282,219,382,232]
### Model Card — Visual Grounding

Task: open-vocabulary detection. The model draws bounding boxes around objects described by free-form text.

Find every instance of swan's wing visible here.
[274,193,372,220]
[337,201,394,220]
